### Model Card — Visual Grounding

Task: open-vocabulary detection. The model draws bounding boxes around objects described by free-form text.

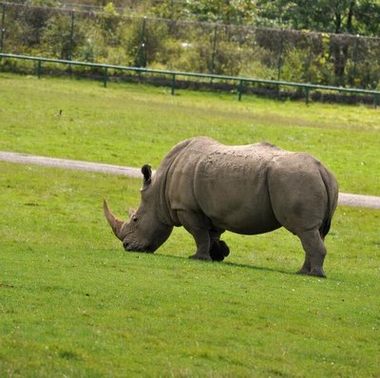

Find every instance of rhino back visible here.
[165,137,284,234]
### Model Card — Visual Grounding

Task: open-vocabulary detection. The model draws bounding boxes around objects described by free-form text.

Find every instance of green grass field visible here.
[1,73,379,377]
[0,73,379,194]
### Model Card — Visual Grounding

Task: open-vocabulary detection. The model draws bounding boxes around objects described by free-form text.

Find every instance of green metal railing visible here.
[1,52,379,105]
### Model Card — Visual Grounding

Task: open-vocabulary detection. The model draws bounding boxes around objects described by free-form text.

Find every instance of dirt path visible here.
[1,151,379,209]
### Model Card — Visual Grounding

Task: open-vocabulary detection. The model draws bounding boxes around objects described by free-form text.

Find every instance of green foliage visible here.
[160,38,208,72]
[119,17,169,67]
[256,0,380,36]
[99,2,121,44]
[211,40,243,75]
[76,23,105,62]
[281,48,305,82]
[280,32,332,84]
[1,2,379,89]
[182,0,257,24]
[42,12,85,59]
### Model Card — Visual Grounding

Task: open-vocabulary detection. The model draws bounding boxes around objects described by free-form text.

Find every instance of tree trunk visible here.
[332,1,356,86]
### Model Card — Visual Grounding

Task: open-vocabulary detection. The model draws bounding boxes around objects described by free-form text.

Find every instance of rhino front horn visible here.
[103,200,125,241]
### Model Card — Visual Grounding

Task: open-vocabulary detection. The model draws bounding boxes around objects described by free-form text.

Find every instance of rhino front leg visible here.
[297,229,327,278]
[177,211,212,261]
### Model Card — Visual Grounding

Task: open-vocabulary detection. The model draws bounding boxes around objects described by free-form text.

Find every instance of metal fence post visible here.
[0,3,6,53]
[171,73,176,95]
[304,87,310,105]
[68,10,75,60]
[169,0,174,20]
[305,35,313,84]
[138,16,147,67]
[210,24,218,74]
[103,67,108,87]
[277,30,284,81]
[237,79,243,101]
[350,35,359,86]
[37,60,42,78]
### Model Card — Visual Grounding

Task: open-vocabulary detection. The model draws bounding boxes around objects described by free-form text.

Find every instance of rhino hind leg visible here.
[297,229,327,278]
[208,228,230,262]
[209,240,230,262]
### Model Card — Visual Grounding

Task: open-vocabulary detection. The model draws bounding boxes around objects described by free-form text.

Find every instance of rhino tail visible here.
[320,217,332,240]
[318,164,339,240]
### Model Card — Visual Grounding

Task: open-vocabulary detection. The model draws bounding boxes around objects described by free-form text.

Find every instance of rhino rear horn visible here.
[103,200,125,241]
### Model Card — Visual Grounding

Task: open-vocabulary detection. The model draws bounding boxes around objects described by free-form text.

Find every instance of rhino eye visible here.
[132,216,138,222]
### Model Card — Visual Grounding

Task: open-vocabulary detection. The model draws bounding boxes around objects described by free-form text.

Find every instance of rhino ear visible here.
[141,164,152,187]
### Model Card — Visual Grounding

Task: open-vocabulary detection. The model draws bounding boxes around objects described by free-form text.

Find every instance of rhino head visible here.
[103,164,173,253]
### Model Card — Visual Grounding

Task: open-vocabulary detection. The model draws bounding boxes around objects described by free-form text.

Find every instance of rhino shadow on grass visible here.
[104,137,338,278]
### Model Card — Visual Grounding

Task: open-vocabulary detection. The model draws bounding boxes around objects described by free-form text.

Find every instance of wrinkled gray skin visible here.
[104,137,338,277]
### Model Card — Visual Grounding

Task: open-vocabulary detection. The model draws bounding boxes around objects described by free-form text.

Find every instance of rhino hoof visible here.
[189,254,212,261]
[309,268,327,278]
[297,267,326,278]
[296,268,310,276]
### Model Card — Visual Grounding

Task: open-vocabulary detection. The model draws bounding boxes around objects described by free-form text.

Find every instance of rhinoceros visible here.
[104,137,338,277]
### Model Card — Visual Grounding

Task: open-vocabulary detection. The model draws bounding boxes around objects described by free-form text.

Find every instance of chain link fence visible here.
[1,2,379,91]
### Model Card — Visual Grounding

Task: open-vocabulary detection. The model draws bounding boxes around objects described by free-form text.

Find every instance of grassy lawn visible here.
[0,73,379,376]
[0,73,379,195]
[1,163,379,377]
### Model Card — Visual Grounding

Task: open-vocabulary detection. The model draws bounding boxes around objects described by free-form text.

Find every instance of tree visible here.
[256,0,380,36]
[152,0,257,24]
[256,0,379,85]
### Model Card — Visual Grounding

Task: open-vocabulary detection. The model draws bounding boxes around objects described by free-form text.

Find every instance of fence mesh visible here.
[1,2,379,90]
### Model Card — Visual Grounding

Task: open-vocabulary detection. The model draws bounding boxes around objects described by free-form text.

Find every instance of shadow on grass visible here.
[156,252,296,277]
[115,251,332,279]
[223,261,296,276]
